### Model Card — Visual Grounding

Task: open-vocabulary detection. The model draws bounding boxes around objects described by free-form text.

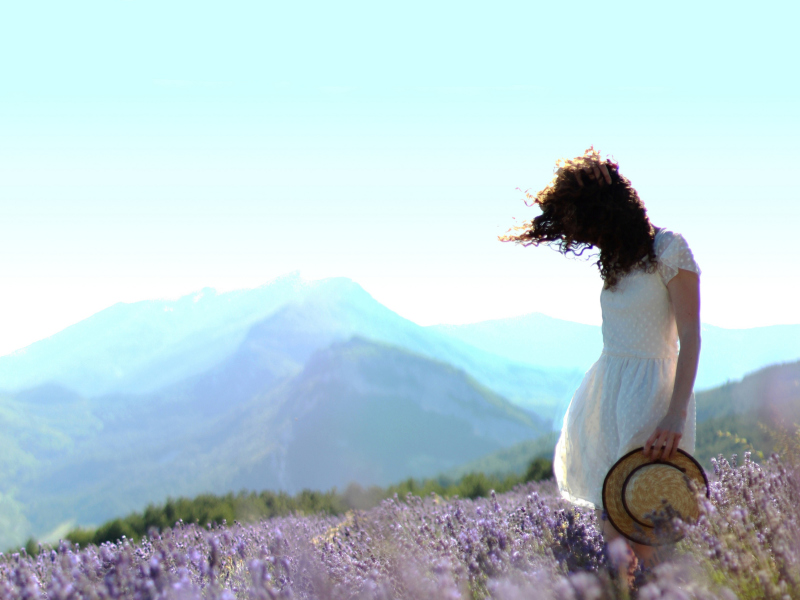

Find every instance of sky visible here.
[1,0,798,356]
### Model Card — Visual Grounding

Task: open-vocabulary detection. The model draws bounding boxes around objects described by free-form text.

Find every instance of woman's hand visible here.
[557,147,614,186]
[643,409,687,461]
[576,147,613,186]
[575,161,612,187]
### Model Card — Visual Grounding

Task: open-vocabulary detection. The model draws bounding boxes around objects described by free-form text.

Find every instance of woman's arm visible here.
[643,268,701,461]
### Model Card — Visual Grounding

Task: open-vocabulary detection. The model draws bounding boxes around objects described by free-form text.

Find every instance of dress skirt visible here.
[553,350,697,509]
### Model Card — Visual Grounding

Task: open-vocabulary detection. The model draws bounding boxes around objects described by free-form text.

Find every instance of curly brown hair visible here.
[500,149,656,290]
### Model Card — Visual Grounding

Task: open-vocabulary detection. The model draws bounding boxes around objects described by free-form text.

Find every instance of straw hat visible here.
[602,448,709,546]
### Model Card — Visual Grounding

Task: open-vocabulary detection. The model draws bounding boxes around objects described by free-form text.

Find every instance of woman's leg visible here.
[596,510,637,583]
[631,541,657,568]
[595,510,664,568]
[632,541,673,568]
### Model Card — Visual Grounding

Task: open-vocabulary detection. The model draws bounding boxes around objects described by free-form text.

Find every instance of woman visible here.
[501,148,701,568]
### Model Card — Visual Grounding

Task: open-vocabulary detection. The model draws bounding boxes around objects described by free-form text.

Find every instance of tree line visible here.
[60,457,554,549]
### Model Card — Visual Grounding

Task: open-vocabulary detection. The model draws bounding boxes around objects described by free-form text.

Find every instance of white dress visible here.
[553,229,701,509]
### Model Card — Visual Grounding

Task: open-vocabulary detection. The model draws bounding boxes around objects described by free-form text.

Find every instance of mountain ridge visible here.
[4,276,798,398]
[0,273,310,396]
[8,336,545,547]
[0,276,577,419]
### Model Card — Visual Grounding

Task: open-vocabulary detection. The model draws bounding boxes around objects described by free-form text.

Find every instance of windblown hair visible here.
[501,149,656,289]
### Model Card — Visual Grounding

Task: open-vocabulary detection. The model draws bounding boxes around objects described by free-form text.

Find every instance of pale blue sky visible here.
[1,0,798,355]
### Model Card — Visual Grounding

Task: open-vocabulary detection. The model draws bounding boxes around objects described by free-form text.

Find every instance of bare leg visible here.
[595,510,637,586]
[631,541,657,568]
[595,510,668,569]
[633,542,673,568]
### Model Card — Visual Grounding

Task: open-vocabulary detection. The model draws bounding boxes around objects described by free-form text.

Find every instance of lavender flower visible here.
[2,457,799,598]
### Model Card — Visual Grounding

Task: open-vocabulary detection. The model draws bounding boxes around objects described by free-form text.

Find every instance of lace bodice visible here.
[600,229,701,359]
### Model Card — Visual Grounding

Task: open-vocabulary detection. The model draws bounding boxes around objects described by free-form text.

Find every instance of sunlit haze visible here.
[1,1,798,357]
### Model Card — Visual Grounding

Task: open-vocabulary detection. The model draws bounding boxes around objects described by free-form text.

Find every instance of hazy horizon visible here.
[3,271,799,359]
[2,1,798,355]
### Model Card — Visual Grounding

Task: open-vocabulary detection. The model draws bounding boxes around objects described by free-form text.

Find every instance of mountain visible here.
[0,384,104,543]
[0,277,577,419]
[217,278,579,419]
[0,273,310,396]
[1,276,573,548]
[5,275,795,411]
[430,314,603,373]
[691,359,800,466]
[446,432,559,479]
[235,337,546,492]
[429,316,800,391]
[695,359,800,423]
[697,325,800,391]
[9,338,545,548]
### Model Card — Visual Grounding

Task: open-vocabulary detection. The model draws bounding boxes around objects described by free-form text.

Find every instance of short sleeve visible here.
[655,229,701,285]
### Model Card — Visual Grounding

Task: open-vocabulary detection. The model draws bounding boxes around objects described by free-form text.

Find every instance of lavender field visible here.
[2,453,798,600]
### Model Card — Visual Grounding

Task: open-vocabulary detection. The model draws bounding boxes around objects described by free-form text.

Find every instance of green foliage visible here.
[761,423,800,463]
[64,458,554,547]
[64,528,95,548]
[24,537,40,557]
[524,457,554,482]
[454,473,493,499]
[694,412,774,468]
[93,519,138,546]
[65,488,348,547]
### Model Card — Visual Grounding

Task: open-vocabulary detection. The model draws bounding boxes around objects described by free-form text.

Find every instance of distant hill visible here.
[4,338,545,549]
[0,276,574,549]
[0,384,103,543]
[430,314,603,373]
[697,324,800,392]
[0,277,577,420]
[446,432,559,479]
[0,273,310,396]
[695,359,800,424]
[429,316,800,391]
[4,275,796,406]
[692,359,800,467]
[253,338,546,491]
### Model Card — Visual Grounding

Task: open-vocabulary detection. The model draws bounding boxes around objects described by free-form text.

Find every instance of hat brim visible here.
[602,447,708,546]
